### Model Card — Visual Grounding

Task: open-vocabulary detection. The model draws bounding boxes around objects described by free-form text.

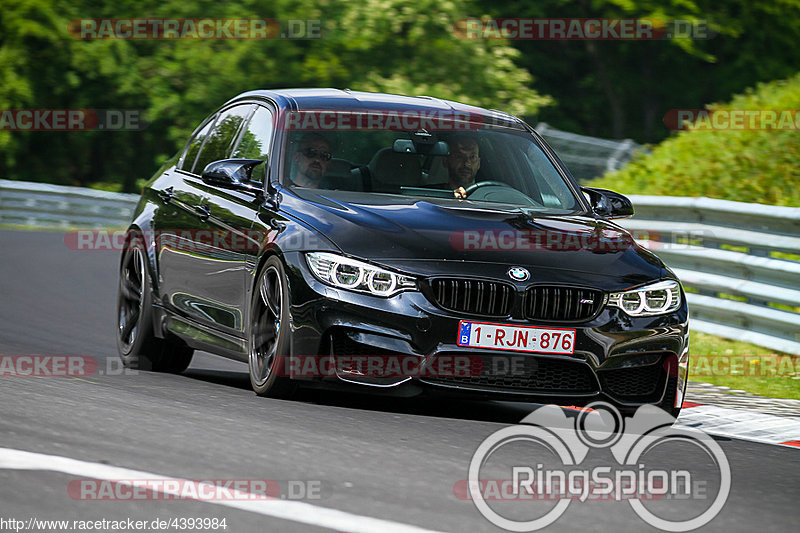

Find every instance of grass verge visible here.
[689,330,800,400]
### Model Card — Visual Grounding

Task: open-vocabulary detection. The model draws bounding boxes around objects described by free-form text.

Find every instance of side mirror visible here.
[201,158,265,197]
[581,187,634,219]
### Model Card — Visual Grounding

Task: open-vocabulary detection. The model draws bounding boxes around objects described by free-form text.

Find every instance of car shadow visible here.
[181,368,252,391]
[178,367,720,439]
[180,366,543,424]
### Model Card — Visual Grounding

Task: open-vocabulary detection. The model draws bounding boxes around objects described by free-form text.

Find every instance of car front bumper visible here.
[282,252,689,409]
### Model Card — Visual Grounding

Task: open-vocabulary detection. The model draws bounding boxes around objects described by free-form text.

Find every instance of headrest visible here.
[367,148,422,187]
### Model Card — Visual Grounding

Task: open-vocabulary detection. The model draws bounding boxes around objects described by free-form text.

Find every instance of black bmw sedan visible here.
[116,88,688,417]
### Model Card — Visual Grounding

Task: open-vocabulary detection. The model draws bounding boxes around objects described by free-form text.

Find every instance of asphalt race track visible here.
[1,228,798,532]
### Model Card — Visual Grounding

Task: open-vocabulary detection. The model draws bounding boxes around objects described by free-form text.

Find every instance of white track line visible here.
[677,405,800,448]
[0,447,447,533]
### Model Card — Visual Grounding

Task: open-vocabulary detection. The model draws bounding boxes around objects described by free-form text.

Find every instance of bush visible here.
[588,73,800,207]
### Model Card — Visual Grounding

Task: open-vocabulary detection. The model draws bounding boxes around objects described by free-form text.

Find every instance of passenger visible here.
[289,134,332,188]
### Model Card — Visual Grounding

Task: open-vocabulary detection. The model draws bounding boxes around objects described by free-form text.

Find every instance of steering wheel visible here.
[464,180,541,206]
[464,181,513,195]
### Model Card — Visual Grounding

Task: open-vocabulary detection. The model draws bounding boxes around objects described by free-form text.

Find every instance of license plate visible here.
[457,320,576,354]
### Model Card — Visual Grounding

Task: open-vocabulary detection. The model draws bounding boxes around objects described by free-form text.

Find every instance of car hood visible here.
[282,190,665,288]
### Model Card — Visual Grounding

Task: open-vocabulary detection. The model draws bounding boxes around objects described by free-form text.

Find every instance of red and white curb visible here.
[559,401,800,448]
[676,401,800,448]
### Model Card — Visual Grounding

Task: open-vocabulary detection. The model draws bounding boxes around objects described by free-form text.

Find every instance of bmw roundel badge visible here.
[507,267,530,282]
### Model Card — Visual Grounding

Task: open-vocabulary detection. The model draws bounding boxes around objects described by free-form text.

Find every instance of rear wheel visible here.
[116,234,193,372]
[248,256,295,398]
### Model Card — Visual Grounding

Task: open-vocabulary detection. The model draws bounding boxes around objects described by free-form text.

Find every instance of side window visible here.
[524,145,579,210]
[231,106,275,181]
[181,115,217,172]
[192,105,255,174]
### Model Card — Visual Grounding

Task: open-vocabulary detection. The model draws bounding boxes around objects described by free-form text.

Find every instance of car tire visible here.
[116,233,194,373]
[248,256,296,398]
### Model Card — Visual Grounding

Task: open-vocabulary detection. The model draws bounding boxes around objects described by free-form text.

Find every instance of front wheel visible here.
[116,234,193,373]
[248,256,295,398]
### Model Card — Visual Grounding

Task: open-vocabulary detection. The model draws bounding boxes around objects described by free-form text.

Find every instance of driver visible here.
[442,135,480,198]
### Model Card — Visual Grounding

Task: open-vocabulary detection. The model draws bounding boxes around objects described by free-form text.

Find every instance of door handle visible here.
[158,186,174,202]
[195,203,211,222]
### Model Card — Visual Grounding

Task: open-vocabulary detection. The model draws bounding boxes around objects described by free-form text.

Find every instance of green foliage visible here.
[0,0,548,190]
[4,0,800,191]
[477,0,800,142]
[320,0,551,117]
[588,73,800,206]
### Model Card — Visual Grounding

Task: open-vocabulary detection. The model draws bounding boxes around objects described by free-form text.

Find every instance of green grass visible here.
[771,250,800,262]
[689,331,800,400]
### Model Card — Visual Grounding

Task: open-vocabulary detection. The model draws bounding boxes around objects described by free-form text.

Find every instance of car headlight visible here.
[306,252,417,297]
[608,280,682,316]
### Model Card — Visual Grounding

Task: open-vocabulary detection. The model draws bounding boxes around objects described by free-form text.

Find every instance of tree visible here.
[0,0,550,190]
[476,0,800,142]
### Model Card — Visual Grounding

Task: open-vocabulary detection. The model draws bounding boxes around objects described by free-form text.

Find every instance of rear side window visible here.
[231,106,275,181]
[182,116,217,172]
[192,104,255,174]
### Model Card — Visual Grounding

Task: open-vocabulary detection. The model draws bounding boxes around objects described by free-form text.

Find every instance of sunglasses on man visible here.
[301,147,332,161]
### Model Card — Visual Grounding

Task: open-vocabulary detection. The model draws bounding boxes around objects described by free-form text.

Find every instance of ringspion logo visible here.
[466,403,730,531]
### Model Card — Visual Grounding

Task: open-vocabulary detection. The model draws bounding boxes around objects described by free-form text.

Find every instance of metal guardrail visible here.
[0,179,138,228]
[620,195,800,356]
[1,179,798,355]
[536,123,644,182]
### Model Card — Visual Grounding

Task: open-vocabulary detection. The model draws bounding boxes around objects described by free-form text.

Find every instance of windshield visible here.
[282,113,581,213]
